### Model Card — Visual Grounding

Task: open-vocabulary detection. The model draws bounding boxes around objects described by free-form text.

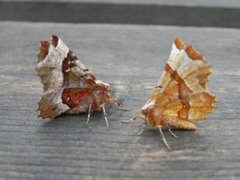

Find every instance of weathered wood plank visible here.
[0,22,239,179]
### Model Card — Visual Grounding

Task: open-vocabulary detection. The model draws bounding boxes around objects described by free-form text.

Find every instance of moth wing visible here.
[153,38,188,108]
[36,38,67,93]
[157,38,186,87]
[36,36,93,119]
[154,38,216,129]
[37,89,69,119]
[188,92,216,120]
[36,35,96,93]
[36,36,112,119]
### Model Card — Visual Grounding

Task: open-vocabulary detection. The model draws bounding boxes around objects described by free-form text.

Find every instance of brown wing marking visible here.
[182,45,212,91]
[157,64,192,118]
[61,50,96,88]
[51,35,58,47]
[62,88,94,108]
[186,45,205,62]
[37,41,49,62]
[174,37,186,50]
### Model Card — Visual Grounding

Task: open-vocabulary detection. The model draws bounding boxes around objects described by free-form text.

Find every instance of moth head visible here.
[140,100,154,122]
[95,80,112,93]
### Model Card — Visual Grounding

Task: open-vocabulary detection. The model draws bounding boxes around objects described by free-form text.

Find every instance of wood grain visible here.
[0,22,239,179]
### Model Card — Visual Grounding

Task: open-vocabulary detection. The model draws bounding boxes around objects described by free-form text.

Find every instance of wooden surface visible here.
[0,21,240,179]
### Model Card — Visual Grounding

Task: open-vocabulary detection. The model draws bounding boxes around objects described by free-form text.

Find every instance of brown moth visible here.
[137,38,216,149]
[36,35,121,129]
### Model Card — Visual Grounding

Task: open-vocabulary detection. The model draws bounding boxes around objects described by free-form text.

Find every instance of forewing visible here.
[36,37,68,93]
[188,92,216,120]
[36,36,95,119]
[37,89,69,119]
[152,38,216,128]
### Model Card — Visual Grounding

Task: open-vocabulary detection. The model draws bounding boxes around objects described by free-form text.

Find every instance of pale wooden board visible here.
[0,22,240,179]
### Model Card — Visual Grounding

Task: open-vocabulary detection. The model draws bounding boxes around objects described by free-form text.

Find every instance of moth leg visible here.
[166,125,178,138]
[158,127,171,150]
[137,122,147,135]
[121,115,139,123]
[86,102,92,125]
[102,104,109,130]
[108,99,129,111]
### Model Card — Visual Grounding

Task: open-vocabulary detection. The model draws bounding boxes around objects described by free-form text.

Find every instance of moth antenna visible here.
[158,127,171,150]
[121,116,138,123]
[166,125,178,138]
[102,104,109,131]
[116,102,129,111]
[137,122,147,135]
[86,103,92,125]
[131,116,139,121]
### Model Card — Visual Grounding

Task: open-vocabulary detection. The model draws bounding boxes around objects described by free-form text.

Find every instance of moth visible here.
[36,35,122,129]
[136,38,216,149]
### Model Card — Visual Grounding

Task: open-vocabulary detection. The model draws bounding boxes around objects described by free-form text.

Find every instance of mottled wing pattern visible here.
[160,38,215,129]
[142,38,216,130]
[36,36,104,119]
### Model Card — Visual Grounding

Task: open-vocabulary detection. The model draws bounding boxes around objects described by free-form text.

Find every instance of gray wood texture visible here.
[0,21,240,179]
